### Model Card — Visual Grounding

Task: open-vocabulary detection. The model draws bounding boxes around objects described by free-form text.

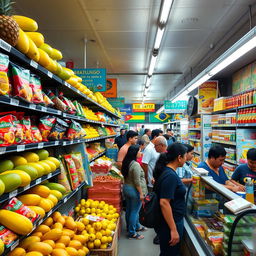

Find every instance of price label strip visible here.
[38,142,44,149]
[0,40,11,52]
[0,147,6,155]
[17,145,25,152]
[35,178,42,185]
[11,240,19,251]
[9,190,18,199]
[10,98,19,106]
[29,103,37,109]
[47,71,53,78]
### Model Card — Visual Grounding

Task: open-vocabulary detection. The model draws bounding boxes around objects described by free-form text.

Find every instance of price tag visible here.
[63,113,67,117]
[57,110,62,115]
[38,142,44,149]
[66,82,71,88]
[30,60,38,69]
[64,197,67,203]
[17,145,25,152]
[35,178,42,185]
[38,219,43,225]
[41,106,47,112]
[29,103,36,109]
[63,141,67,146]
[24,185,30,191]
[48,210,53,216]
[10,98,19,106]
[47,71,53,78]
[0,147,6,155]
[48,173,52,178]
[9,190,18,198]
[11,240,19,251]
[77,140,80,143]
[54,141,59,145]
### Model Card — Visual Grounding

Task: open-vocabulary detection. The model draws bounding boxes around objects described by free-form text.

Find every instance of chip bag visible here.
[0,114,16,146]
[71,153,86,183]
[46,90,68,112]
[30,74,44,104]
[20,116,33,144]
[41,91,54,107]
[58,160,72,194]
[48,118,68,141]
[0,225,18,248]
[0,53,11,95]
[66,120,86,140]
[31,125,43,143]
[38,116,56,141]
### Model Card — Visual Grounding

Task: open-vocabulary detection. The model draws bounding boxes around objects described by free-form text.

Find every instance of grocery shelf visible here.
[189,138,201,142]
[212,108,237,114]
[5,181,86,254]
[211,140,236,146]
[0,39,120,119]
[224,159,237,165]
[188,128,201,131]
[89,151,106,162]
[212,124,236,128]
[0,169,60,204]
[238,103,256,110]
[82,135,116,143]
[237,123,256,127]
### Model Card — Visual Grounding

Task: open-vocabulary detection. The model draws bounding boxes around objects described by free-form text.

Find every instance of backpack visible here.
[139,171,170,228]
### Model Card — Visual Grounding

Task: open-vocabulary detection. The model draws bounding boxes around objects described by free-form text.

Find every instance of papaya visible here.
[0,179,5,196]
[50,190,63,200]
[26,32,44,47]
[41,229,62,241]
[44,183,66,195]
[0,159,14,173]
[14,165,38,180]
[18,194,41,206]
[38,198,53,212]
[65,77,78,87]
[26,38,40,62]
[0,170,31,187]
[47,194,58,205]
[0,210,33,235]
[8,247,26,256]
[0,173,21,192]
[45,59,58,74]
[27,163,45,177]
[12,15,38,32]
[52,248,68,256]
[50,48,63,60]
[46,157,60,168]
[38,48,51,68]
[35,225,51,234]
[29,185,51,198]
[26,252,43,256]
[20,236,41,249]
[27,206,45,219]
[27,242,53,255]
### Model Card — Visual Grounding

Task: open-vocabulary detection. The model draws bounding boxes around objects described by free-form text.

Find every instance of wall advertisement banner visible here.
[101,78,117,98]
[132,103,155,112]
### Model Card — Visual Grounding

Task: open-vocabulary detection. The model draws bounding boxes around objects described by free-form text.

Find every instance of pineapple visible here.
[0,0,19,46]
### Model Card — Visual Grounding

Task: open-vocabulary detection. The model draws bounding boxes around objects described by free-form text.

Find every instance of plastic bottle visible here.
[245,177,254,204]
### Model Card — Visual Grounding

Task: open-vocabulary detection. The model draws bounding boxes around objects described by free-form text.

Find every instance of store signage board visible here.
[132,103,155,112]
[164,100,187,113]
[120,104,132,115]
[73,68,106,92]
[108,97,125,108]
[149,112,170,123]
[202,115,212,161]
[198,81,218,114]
[101,79,117,98]
[125,113,145,123]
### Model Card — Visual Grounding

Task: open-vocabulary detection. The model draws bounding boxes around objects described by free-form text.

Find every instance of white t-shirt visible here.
[142,142,160,188]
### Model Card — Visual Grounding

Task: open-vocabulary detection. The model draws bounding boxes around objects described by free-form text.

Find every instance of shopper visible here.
[176,144,194,184]
[139,125,145,137]
[166,129,176,146]
[141,129,162,192]
[154,143,187,256]
[141,129,151,147]
[198,145,243,192]
[114,128,127,150]
[137,140,146,166]
[117,130,138,168]
[121,145,148,240]
[231,148,256,191]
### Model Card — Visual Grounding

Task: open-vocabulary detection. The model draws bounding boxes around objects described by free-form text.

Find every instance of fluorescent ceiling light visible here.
[186,74,212,93]
[154,27,165,49]
[148,55,157,76]
[145,76,152,88]
[144,86,150,94]
[156,106,164,114]
[159,0,173,24]
[172,94,189,103]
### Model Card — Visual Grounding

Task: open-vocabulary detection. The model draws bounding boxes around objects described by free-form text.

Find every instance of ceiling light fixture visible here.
[156,106,164,114]
[154,27,165,49]
[159,0,174,24]
[145,76,152,88]
[148,55,157,76]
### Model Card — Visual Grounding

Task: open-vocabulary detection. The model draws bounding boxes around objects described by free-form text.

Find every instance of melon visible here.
[0,173,21,192]
[14,165,38,180]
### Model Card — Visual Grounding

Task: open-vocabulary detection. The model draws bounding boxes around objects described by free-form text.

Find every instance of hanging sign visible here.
[108,97,125,108]
[73,68,106,92]
[125,113,145,122]
[101,79,117,98]
[132,103,155,112]
[164,100,187,113]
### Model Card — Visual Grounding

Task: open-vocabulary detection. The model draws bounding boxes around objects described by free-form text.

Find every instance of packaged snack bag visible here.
[0,53,11,95]
[58,92,76,114]
[31,125,43,143]
[66,120,86,140]
[30,74,44,104]
[11,64,32,102]
[0,114,16,146]
[71,153,86,183]
[0,225,18,248]
[58,160,72,194]
[73,101,84,117]
[13,118,24,144]
[3,197,38,223]
[38,116,56,142]
[48,118,68,140]
[46,90,68,112]
[41,91,54,107]
[63,154,80,190]
[20,116,33,144]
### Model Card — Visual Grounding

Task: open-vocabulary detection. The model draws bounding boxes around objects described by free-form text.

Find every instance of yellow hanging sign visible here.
[132,103,155,112]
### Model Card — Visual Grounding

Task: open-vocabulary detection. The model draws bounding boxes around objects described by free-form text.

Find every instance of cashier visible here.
[231,148,256,193]
[198,145,244,192]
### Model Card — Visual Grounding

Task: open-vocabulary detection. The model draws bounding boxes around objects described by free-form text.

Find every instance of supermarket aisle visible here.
[118,214,160,256]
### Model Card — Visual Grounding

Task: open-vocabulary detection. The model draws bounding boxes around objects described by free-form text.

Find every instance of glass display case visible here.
[183,175,256,256]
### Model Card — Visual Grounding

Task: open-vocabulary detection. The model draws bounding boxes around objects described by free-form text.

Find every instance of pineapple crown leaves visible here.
[0,0,15,15]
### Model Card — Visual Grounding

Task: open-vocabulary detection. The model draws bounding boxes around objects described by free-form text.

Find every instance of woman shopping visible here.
[154,143,187,256]
[121,145,148,240]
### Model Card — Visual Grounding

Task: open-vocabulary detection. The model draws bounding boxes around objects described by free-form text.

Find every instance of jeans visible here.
[123,184,142,236]
[159,219,184,256]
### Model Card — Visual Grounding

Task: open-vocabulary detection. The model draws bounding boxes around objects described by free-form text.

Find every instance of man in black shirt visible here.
[114,129,127,150]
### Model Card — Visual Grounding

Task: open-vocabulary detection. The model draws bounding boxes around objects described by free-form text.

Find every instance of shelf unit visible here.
[89,151,106,162]
[224,159,237,165]
[189,138,201,142]
[164,120,189,143]
[0,39,120,255]
[211,140,236,146]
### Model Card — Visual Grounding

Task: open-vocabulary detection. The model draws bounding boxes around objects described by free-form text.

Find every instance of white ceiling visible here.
[15,0,256,104]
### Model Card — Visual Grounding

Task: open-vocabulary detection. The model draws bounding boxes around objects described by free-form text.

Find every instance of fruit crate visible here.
[90,218,119,256]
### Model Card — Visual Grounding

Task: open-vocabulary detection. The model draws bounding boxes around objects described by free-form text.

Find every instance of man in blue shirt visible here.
[231,148,256,192]
[198,145,243,192]
[114,129,127,149]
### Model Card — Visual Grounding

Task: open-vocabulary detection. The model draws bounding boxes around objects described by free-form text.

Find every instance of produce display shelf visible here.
[82,135,116,143]
[188,138,201,142]
[188,128,201,131]
[191,160,199,167]
[5,181,86,255]
[0,39,120,119]
[237,123,256,127]
[224,159,237,165]
[238,103,256,110]
[0,169,60,204]
[194,151,201,155]
[211,124,236,128]
[212,108,237,114]
[89,151,106,162]
[211,140,236,146]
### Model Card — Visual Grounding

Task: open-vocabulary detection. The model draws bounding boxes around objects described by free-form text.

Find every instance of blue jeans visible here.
[123,184,142,236]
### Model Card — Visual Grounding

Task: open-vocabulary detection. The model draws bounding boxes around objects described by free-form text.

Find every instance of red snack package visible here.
[41,91,54,107]
[0,53,11,96]
[4,197,38,223]
[20,116,33,144]
[30,74,44,104]
[66,120,86,140]
[71,153,86,183]
[0,225,18,248]
[64,154,80,190]
[11,64,32,102]
[48,118,68,141]
[31,125,43,143]
[0,114,16,146]
[38,116,56,142]
[46,90,68,112]
[58,92,76,114]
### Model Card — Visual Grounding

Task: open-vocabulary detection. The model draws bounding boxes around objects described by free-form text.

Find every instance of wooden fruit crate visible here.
[90,218,120,256]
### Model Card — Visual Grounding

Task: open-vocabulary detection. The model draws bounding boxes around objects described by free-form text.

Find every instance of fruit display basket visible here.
[90,218,119,256]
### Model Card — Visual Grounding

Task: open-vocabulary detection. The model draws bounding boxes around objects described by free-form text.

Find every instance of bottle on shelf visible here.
[245,177,254,204]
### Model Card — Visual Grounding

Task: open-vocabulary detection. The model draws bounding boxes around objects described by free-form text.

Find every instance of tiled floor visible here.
[118,214,160,256]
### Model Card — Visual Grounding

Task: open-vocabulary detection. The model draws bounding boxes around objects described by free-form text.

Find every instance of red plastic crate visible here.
[88,187,121,198]
[93,181,121,189]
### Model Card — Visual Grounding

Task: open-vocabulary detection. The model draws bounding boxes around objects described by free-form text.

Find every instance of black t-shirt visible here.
[156,167,186,222]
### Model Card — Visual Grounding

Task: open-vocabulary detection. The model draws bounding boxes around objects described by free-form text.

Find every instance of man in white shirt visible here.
[142,129,162,192]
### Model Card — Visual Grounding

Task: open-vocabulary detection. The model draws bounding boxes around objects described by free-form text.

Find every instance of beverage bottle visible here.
[245,177,254,204]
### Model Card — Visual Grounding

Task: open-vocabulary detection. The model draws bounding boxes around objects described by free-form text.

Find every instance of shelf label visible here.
[77,140,80,143]
[64,197,67,203]
[11,240,19,251]
[29,103,36,109]
[54,141,59,145]
[47,71,53,78]
[65,82,71,88]
[38,219,43,225]
[10,98,19,106]
[48,210,53,216]
[38,142,44,149]
[0,147,6,155]
[24,185,30,191]
[35,178,42,185]
[9,190,18,199]
[48,173,52,178]
[41,106,47,112]
[1,40,11,52]
[30,60,38,69]
[17,145,25,152]
[63,113,67,117]
[63,141,67,146]
[57,110,62,115]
